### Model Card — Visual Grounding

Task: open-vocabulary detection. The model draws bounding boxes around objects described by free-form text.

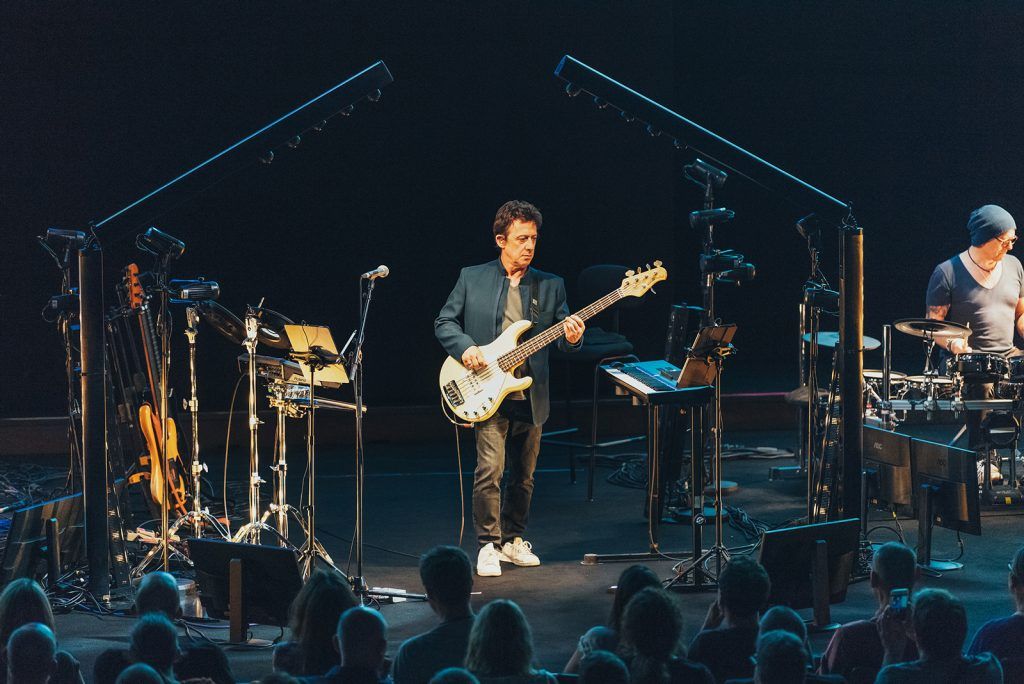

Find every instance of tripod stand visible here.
[667,340,734,588]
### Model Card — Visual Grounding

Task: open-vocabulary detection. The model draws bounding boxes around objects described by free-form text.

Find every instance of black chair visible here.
[546,265,646,495]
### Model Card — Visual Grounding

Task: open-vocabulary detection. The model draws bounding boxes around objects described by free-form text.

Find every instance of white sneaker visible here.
[476,543,502,577]
[499,537,541,567]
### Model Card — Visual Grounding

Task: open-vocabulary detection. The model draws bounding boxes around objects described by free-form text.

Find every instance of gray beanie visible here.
[968,205,1016,247]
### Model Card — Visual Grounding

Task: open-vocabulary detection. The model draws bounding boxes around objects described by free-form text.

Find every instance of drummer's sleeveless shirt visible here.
[925,254,1024,354]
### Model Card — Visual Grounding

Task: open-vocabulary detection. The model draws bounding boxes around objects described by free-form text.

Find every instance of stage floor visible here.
[44,426,1024,682]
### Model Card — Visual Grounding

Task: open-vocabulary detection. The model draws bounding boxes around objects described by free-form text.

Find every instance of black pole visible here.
[839,224,864,518]
[79,241,110,598]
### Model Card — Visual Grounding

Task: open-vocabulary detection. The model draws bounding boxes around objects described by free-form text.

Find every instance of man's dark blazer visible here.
[435,259,580,426]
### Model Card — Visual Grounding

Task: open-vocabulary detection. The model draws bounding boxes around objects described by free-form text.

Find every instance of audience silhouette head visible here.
[134,570,182,619]
[338,605,388,671]
[420,545,474,615]
[129,613,179,677]
[6,622,56,684]
[754,630,808,684]
[465,599,537,678]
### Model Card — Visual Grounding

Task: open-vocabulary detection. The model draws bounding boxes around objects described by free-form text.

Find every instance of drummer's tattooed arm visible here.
[926,304,967,353]
[1015,298,1024,339]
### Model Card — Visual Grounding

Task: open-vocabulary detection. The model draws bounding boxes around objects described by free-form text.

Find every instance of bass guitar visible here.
[124,264,189,517]
[439,262,666,423]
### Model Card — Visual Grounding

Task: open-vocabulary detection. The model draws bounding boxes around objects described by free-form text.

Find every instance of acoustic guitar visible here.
[439,262,666,423]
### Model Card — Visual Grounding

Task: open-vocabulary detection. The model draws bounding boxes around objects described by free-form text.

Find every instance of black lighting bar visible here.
[554,55,849,226]
[94,60,394,238]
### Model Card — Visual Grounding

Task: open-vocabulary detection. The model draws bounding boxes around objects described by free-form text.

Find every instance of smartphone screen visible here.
[890,588,909,616]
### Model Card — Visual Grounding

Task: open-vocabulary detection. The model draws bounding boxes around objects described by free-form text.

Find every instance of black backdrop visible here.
[3,3,1023,419]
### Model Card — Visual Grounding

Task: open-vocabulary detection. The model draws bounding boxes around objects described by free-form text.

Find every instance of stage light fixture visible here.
[565,83,582,97]
[594,97,609,109]
[367,89,382,102]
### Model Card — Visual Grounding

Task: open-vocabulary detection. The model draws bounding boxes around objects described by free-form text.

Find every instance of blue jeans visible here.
[473,403,542,547]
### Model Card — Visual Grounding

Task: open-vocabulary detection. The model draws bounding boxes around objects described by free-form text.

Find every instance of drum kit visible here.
[859,318,1024,415]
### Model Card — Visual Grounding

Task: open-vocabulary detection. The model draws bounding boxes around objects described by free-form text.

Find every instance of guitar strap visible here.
[529,277,539,324]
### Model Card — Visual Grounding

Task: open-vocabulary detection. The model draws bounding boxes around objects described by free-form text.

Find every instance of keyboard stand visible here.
[581,364,714,590]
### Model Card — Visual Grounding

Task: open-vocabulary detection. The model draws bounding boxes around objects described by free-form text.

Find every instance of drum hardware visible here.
[266,380,312,545]
[232,310,289,546]
[195,300,294,350]
[132,304,229,579]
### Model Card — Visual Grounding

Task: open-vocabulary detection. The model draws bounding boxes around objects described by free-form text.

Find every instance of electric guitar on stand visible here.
[124,264,189,518]
[439,262,667,423]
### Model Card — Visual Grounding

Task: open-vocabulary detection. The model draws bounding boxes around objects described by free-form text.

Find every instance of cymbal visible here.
[251,307,294,350]
[195,300,245,345]
[195,301,294,349]
[893,318,971,341]
[801,331,881,351]
[784,385,829,405]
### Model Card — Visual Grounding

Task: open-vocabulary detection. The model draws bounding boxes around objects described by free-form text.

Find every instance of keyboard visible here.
[601,360,713,406]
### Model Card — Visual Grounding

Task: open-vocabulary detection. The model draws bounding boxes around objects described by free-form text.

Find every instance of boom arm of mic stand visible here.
[554,55,850,226]
[92,60,394,241]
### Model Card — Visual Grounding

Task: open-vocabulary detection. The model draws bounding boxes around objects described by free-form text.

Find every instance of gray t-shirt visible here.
[503,280,528,400]
[925,254,1024,354]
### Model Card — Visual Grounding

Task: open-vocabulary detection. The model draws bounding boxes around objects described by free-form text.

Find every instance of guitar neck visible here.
[497,288,624,371]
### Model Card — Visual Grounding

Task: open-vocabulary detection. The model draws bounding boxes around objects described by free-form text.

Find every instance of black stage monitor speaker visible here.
[863,425,914,511]
[758,517,860,612]
[188,538,304,627]
[911,438,981,537]
[1,493,85,586]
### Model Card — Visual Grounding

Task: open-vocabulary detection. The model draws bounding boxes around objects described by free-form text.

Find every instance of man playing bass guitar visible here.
[435,200,584,577]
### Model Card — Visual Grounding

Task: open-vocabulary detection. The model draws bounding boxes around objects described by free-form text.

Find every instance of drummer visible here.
[926,204,1024,479]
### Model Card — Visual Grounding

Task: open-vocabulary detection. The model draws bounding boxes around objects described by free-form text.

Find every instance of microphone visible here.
[717,262,756,285]
[361,265,390,280]
[684,159,728,190]
[796,214,822,250]
[137,227,185,260]
[40,228,87,249]
[689,208,735,229]
[169,279,221,301]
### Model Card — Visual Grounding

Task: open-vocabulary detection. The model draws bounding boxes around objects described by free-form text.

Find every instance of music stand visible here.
[284,324,347,578]
[676,324,737,388]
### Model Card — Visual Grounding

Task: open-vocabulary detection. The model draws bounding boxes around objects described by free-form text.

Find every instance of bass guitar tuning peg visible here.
[626,270,635,277]
[654,260,663,267]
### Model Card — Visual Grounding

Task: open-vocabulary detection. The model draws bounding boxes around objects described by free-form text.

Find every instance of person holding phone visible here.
[818,542,919,680]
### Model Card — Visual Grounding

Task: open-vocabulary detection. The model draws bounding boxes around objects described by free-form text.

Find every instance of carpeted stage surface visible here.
[38,426,1024,682]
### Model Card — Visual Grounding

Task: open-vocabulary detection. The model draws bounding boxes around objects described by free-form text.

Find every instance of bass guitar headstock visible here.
[619,261,667,298]
[124,263,146,310]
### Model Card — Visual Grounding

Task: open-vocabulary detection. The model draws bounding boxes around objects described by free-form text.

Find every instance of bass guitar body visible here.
[439,320,533,423]
[138,402,187,517]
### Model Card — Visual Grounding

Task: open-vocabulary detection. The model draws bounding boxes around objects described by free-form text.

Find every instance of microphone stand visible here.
[348,275,425,603]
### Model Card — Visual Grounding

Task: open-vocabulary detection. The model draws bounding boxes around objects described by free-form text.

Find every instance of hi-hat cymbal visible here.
[801,331,881,351]
[893,318,971,341]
